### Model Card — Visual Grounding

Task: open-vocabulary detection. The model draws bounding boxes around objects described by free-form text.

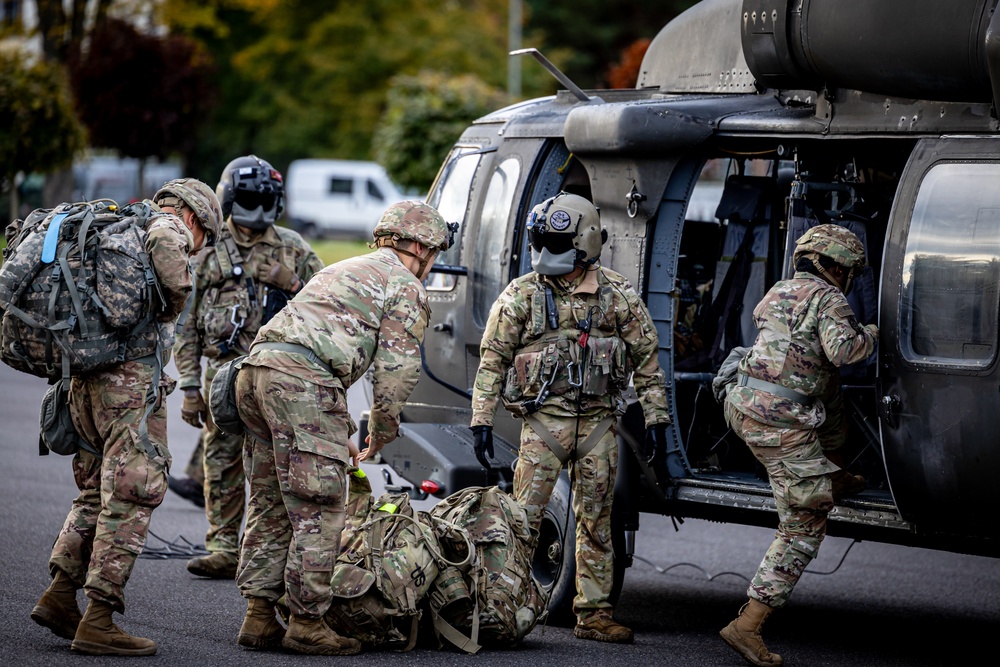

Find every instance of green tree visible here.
[0,51,86,221]
[373,72,506,192]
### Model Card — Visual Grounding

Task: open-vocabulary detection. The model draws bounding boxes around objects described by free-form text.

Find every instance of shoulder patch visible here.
[830,303,855,320]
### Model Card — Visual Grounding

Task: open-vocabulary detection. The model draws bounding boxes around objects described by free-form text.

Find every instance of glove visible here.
[644,423,668,467]
[257,260,302,293]
[471,425,494,470]
[181,388,207,428]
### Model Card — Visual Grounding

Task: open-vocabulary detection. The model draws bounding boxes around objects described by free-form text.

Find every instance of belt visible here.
[252,341,336,378]
[736,374,813,406]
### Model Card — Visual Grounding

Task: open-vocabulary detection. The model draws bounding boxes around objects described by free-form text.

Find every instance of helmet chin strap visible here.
[382,238,433,276]
[809,256,852,294]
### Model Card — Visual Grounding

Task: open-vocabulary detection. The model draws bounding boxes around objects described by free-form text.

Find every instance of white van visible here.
[285,159,408,238]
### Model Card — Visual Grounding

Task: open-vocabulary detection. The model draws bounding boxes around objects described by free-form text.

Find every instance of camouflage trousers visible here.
[50,361,173,612]
[725,402,838,608]
[513,411,618,621]
[234,364,350,618]
[199,365,246,556]
[183,433,205,486]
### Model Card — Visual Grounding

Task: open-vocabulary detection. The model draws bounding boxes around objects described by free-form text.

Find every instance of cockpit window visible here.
[473,158,521,326]
[901,162,1000,367]
[425,147,483,291]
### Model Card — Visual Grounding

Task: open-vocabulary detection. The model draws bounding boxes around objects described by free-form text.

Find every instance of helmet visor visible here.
[527,226,575,255]
[233,188,278,212]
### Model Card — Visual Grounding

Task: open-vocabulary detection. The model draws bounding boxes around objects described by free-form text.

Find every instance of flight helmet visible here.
[526,192,606,276]
[793,223,866,294]
[153,178,222,248]
[216,155,284,230]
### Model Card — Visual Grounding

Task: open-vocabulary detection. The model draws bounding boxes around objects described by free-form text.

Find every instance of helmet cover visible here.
[216,155,284,230]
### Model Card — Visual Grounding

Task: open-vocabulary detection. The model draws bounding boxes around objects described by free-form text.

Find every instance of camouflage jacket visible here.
[246,248,430,444]
[727,271,879,430]
[145,203,197,352]
[471,266,669,428]
[173,221,322,389]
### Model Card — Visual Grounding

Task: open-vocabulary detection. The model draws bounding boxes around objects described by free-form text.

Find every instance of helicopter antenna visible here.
[510,48,592,102]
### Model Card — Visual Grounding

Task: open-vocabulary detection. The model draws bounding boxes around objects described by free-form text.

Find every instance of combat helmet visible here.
[793,223,865,294]
[154,178,223,248]
[216,155,284,230]
[372,200,458,277]
[526,192,607,276]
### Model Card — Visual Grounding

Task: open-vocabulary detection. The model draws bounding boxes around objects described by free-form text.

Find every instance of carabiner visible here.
[566,361,582,388]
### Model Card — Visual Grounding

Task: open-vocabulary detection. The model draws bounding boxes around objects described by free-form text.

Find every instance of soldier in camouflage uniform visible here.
[173,156,323,580]
[232,201,456,655]
[470,193,670,644]
[719,224,878,667]
[31,179,222,656]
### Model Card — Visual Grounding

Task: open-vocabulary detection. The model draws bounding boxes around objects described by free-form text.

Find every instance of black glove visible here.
[645,423,668,467]
[471,425,494,470]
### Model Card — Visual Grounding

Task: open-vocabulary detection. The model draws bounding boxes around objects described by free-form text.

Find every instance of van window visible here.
[329,178,352,195]
[901,162,1000,367]
[425,148,484,291]
[473,158,521,326]
[367,179,385,202]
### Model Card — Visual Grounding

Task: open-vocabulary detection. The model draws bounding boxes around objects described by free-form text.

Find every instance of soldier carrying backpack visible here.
[3,179,223,656]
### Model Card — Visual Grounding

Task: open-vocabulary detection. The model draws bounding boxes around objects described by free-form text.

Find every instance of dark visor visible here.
[234,188,278,211]
[527,226,576,254]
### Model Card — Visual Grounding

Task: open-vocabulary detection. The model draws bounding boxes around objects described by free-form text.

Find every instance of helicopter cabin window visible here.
[473,158,521,326]
[901,162,1000,367]
[424,147,484,291]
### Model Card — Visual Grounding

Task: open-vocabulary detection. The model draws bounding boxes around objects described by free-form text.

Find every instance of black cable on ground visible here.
[139,530,209,560]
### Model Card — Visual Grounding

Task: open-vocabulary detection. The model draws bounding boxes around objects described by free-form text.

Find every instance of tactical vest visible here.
[197,234,297,360]
[501,278,629,416]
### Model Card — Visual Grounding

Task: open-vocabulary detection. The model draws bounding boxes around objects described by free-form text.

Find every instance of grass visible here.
[308,238,371,266]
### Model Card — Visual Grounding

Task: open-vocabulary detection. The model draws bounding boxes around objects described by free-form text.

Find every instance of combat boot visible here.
[186,551,238,579]
[830,470,867,500]
[719,599,782,666]
[282,614,361,655]
[71,599,157,656]
[31,569,82,640]
[237,597,285,650]
[167,475,205,508]
[573,609,634,644]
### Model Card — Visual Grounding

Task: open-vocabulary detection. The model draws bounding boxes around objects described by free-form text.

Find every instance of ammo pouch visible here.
[501,340,571,414]
[209,355,248,436]
[580,336,628,396]
[38,379,98,457]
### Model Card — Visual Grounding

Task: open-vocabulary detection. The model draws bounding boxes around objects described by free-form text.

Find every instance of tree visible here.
[373,72,506,192]
[0,50,86,221]
[68,18,216,164]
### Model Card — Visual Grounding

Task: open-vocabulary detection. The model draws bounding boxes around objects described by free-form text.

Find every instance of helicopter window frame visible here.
[899,161,1000,369]
[472,156,522,326]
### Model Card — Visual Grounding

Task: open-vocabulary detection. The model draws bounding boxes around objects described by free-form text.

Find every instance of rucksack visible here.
[0,199,166,383]
[325,471,474,652]
[427,485,549,651]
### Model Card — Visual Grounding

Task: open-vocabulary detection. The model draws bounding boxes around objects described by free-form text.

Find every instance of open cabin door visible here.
[879,138,1000,536]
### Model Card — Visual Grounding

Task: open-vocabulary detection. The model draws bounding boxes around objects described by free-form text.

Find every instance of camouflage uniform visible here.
[173,221,322,558]
[471,266,669,621]
[724,267,878,608]
[235,247,429,618]
[48,206,196,611]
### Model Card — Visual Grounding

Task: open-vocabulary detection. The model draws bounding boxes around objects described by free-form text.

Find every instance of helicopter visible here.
[365,0,1000,617]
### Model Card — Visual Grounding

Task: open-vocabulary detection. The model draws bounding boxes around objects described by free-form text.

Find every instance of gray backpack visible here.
[0,200,166,382]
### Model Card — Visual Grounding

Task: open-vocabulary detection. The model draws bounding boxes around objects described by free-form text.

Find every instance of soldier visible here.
[232,201,456,655]
[470,192,671,644]
[719,224,878,667]
[173,155,323,579]
[30,179,222,656]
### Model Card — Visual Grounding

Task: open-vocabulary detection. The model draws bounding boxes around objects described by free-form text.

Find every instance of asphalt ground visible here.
[1,360,998,666]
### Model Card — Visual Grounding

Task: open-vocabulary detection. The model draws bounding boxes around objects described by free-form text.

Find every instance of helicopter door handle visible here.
[432,322,453,335]
[879,394,900,428]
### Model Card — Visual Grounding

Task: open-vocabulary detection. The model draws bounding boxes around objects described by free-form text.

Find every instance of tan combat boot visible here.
[830,470,867,501]
[573,609,634,644]
[237,597,285,650]
[31,569,82,640]
[71,599,157,656]
[282,614,361,655]
[186,551,238,579]
[720,599,782,666]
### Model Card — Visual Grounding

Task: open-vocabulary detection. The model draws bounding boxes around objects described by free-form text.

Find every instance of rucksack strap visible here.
[522,413,616,465]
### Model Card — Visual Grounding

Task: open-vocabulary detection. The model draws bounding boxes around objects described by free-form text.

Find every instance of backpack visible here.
[325,471,474,652]
[426,485,549,651]
[0,200,166,383]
